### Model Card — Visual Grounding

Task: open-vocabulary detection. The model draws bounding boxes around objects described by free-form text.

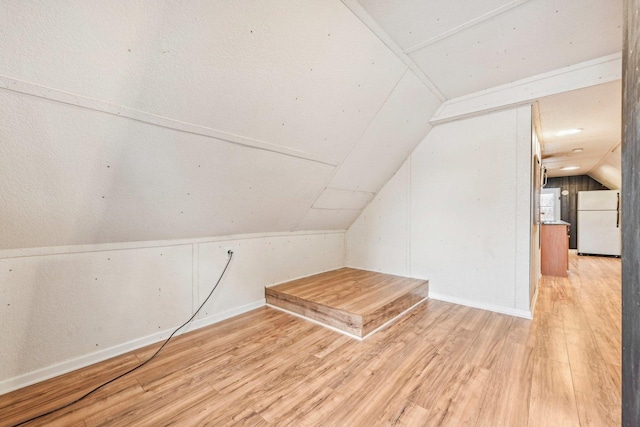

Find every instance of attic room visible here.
[2,1,639,426]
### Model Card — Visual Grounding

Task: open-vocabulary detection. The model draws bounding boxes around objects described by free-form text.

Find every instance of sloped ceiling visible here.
[0,0,623,250]
[355,0,622,98]
[0,0,441,250]
[537,81,622,189]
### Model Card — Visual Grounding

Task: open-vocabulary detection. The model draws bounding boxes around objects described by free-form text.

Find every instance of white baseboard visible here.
[429,292,533,319]
[0,299,265,396]
[266,296,429,341]
[190,299,265,330]
[266,303,363,341]
[529,286,539,319]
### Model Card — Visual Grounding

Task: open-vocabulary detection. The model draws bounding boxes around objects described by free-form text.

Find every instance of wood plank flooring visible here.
[266,268,429,337]
[1,252,620,426]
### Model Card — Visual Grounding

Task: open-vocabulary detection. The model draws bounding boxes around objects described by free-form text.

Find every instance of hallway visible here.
[529,251,621,425]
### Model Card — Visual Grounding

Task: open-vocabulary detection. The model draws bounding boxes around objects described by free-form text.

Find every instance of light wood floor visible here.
[1,252,620,426]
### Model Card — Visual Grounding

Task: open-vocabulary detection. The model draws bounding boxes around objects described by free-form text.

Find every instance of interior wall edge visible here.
[0,75,338,167]
[514,104,534,312]
[347,106,533,317]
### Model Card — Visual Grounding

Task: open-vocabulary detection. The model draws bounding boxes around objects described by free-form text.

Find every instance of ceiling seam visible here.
[403,0,535,54]
[311,207,367,211]
[0,75,338,167]
[292,68,409,231]
[340,0,447,102]
[324,187,376,195]
[586,139,624,175]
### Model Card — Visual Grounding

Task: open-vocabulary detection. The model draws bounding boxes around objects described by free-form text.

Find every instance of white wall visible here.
[346,160,410,275]
[0,230,344,395]
[347,105,533,317]
[0,1,443,249]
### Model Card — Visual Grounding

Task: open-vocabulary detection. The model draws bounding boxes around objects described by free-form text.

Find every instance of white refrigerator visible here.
[577,190,621,256]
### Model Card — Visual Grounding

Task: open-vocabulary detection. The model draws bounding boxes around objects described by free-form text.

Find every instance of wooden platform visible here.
[265,267,429,339]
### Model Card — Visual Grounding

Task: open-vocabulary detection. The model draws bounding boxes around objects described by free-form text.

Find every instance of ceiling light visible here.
[557,128,582,136]
[561,166,580,171]
[572,148,584,153]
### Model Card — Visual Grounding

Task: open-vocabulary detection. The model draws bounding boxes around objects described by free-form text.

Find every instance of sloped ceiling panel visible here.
[0,0,405,161]
[313,188,375,210]
[329,71,440,193]
[0,91,334,250]
[297,70,438,230]
[357,0,516,51]
[296,208,362,231]
[590,163,622,190]
[0,0,430,250]
[408,0,622,98]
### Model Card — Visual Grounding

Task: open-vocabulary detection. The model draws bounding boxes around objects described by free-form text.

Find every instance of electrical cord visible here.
[12,250,234,427]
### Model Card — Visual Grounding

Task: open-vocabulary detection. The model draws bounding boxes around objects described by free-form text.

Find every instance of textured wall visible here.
[347,106,533,317]
[346,161,410,276]
[0,1,442,249]
[0,231,345,394]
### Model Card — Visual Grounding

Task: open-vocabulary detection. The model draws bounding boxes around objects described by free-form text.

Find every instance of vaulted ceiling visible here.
[0,0,622,250]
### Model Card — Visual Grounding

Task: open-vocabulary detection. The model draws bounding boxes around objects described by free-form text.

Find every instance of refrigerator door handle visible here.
[616,193,620,228]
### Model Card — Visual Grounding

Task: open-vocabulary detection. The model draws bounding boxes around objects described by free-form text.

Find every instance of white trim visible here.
[361,296,429,339]
[0,230,345,259]
[339,0,446,101]
[530,285,539,319]
[310,207,365,211]
[0,75,338,167]
[404,0,533,53]
[430,53,622,124]
[0,299,265,396]
[192,244,199,314]
[266,296,429,340]
[266,304,364,341]
[514,105,534,312]
[326,187,376,196]
[429,292,533,319]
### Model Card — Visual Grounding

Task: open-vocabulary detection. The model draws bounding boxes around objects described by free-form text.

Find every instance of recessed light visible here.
[572,148,584,153]
[561,166,580,171]
[557,128,582,136]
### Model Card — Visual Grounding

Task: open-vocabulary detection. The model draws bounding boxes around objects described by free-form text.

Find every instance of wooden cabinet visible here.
[541,223,570,277]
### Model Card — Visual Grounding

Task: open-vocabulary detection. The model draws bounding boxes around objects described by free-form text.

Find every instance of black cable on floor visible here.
[12,250,234,427]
